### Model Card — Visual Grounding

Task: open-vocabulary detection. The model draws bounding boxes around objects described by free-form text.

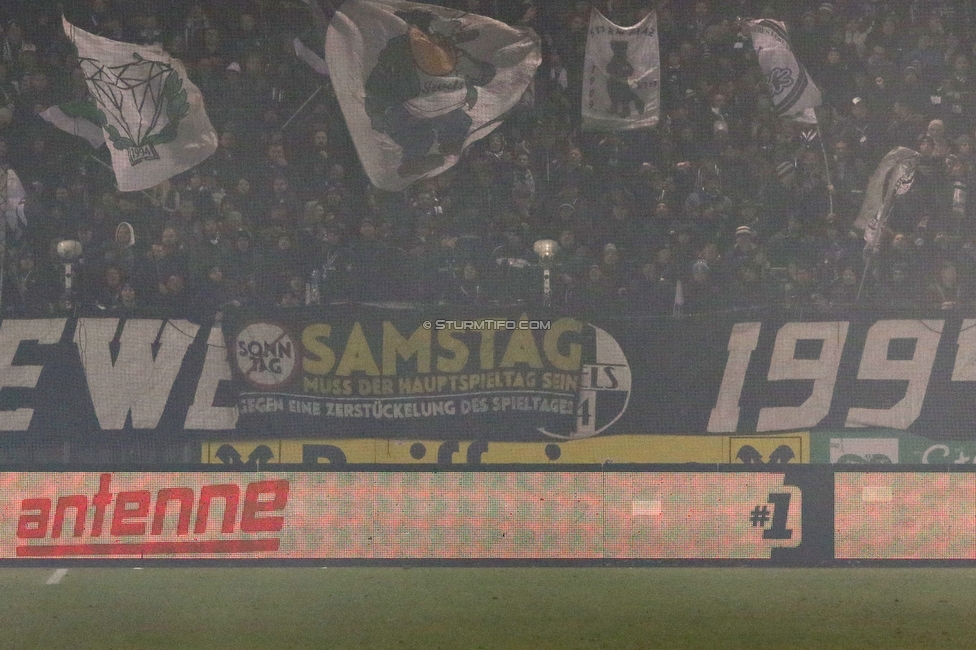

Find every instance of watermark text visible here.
[424,319,552,331]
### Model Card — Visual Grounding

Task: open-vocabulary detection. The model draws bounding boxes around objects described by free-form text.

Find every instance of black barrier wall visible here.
[1,466,973,567]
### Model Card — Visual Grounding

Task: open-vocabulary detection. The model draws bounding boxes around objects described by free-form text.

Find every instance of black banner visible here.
[229,308,976,440]
[4,310,976,443]
[228,309,622,440]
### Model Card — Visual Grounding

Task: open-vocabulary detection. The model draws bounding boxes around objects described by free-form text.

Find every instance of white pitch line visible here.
[46,569,68,585]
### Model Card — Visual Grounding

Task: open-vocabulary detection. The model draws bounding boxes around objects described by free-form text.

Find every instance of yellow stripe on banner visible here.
[203,434,810,465]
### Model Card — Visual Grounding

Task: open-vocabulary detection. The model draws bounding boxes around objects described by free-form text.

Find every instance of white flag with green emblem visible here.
[63,17,218,192]
[40,100,106,148]
[325,0,541,191]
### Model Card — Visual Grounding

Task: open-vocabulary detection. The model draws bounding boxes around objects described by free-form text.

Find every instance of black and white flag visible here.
[581,10,659,132]
[748,19,821,122]
[326,0,540,191]
[854,147,920,254]
[0,167,26,242]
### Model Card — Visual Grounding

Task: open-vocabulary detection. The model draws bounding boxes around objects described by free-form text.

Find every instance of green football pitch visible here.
[0,567,972,649]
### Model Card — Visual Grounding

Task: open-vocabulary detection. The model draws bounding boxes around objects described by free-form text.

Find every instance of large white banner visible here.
[325,0,540,191]
[63,18,218,192]
[581,10,659,132]
[748,19,821,121]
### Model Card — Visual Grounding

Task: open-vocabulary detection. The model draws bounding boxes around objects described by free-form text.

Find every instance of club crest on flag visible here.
[63,17,217,192]
[79,52,189,165]
[748,20,821,121]
[326,0,540,191]
[766,67,794,94]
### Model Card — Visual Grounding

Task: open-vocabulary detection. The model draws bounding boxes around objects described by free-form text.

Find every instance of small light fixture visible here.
[533,240,559,308]
[56,240,83,293]
[56,240,83,262]
[533,239,558,260]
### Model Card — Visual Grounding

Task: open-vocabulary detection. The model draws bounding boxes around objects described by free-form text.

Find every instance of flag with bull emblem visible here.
[748,19,821,122]
[581,10,659,132]
[325,0,541,191]
[63,17,218,192]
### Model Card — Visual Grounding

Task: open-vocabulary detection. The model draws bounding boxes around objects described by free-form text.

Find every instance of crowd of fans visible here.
[1,0,976,321]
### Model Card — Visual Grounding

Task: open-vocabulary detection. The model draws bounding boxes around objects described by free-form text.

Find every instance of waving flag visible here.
[325,0,541,191]
[63,17,218,192]
[0,167,27,242]
[748,20,821,121]
[40,100,106,148]
[854,147,920,254]
[582,10,659,132]
[295,32,329,77]
[295,0,330,76]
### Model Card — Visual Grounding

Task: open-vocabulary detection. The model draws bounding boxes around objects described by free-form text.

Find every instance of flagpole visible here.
[278,85,323,135]
[856,256,870,303]
[814,108,834,217]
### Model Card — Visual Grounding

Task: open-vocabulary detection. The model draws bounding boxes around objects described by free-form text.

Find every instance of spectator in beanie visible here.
[725,225,767,275]
[683,259,724,314]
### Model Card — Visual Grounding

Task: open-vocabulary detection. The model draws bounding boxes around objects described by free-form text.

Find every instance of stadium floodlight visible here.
[533,239,559,308]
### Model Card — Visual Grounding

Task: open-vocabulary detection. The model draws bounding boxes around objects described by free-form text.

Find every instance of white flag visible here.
[295,0,330,76]
[0,167,27,241]
[748,20,822,121]
[40,100,106,148]
[854,147,920,253]
[63,17,218,192]
[792,107,818,125]
[582,10,660,132]
[295,34,329,77]
[325,0,541,191]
